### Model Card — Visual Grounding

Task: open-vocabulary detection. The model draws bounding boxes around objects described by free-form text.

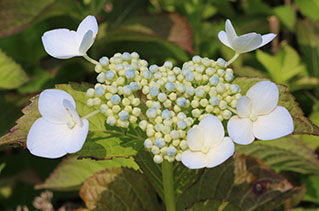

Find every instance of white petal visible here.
[79,30,94,54]
[27,118,69,158]
[246,81,279,115]
[225,19,238,45]
[42,29,82,59]
[253,106,294,140]
[206,137,235,168]
[218,31,233,50]
[181,150,207,169]
[227,116,255,145]
[65,119,89,153]
[232,33,263,53]
[76,15,98,38]
[259,33,276,48]
[236,96,251,118]
[187,126,204,151]
[199,115,224,148]
[38,89,76,124]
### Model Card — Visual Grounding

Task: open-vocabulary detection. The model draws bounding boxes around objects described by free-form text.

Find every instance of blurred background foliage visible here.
[0,0,318,210]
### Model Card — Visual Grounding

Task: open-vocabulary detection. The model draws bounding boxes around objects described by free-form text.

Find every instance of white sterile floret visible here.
[218,19,276,55]
[227,81,294,145]
[27,89,89,158]
[181,115,234,169]
[42,16,98,59]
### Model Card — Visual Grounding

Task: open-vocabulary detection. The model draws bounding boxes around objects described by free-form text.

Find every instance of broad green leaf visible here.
[256,45,306,84]
[301,103,319,150]
[302,175,319,203]
[296,20,319,78]
[79,167,160,211]
[0,49,28,89]
[241,0,272,15]
[186,199,240,211]
[233,77,319,136]
[136,150,201,201]
[177,153,303,211]
[236,136,319,175]
[78,126,144,160]
[295,0,319,21]
[35,155,138,191]
[0,0,54,38]
[273,6,296,30]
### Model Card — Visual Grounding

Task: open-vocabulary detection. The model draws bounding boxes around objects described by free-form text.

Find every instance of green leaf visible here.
[273,6,296,30]
[177,153,303,211]
[186,199,240,211]
[136,150,201,201]
[296,20,319,78]
[236,136,319,175]
[233,77,319,136]
[79,167,160,211]
[302,175,319,203]
[0,49,28,89]
[0,0,55,38]
[35,155,138,191]
[256,45,306,84]
[78,126,144,160]
[295,0,319,21]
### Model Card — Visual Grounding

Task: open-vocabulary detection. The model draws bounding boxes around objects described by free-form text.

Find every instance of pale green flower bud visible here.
[95,64,103,73]
[175,153,182,161]
[219,100,227,110]
[222,110,232,119]
[132,107,141,116]
[155,132,162,138]
[169,93,177,101]
[200,99,209,107]
[112,105,121,113]
[164,134,172,142]
[172,139,180,146]
[124,106,132,113]
[100,104,108,113]
[86,88,95,97]
[153,154,163,164]
[171,130,179,139]
[180,140,188,150]
[191,100,199,108]
[93,97,101,106]
[139,120,148,130]
[87,98,94,107]
[147,128,155,136]
[216,83,225,93]
[192,109,201,117]
[179,130,186,138]
[151,146,160,154]
[163,99,172,108]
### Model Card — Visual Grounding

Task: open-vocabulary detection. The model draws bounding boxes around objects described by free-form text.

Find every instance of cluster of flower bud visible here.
[85,52,241,164]
[85,52,145,128]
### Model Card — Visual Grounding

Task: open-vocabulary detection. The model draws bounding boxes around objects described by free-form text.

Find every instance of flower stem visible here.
[82,110,100,119]
[225,52,240,67]
[162,160,176,211]
[83,54,99,66]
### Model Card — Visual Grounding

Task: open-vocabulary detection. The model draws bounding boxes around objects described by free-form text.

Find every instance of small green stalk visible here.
[162,160,176,211]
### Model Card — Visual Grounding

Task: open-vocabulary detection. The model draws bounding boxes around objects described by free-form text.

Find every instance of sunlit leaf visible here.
[295,0,319,21]
[273,6,296,30]
[79,167,160,211]
[35,155,138,191]
[256,45,306,84]
[0,49,28,89]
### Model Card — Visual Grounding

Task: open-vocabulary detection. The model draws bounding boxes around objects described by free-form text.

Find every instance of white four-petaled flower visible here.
[218,19,276,54]
[227,81,294,145]
[42,15,98,59]
[27,89,89,158]
[181,115,234,169]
